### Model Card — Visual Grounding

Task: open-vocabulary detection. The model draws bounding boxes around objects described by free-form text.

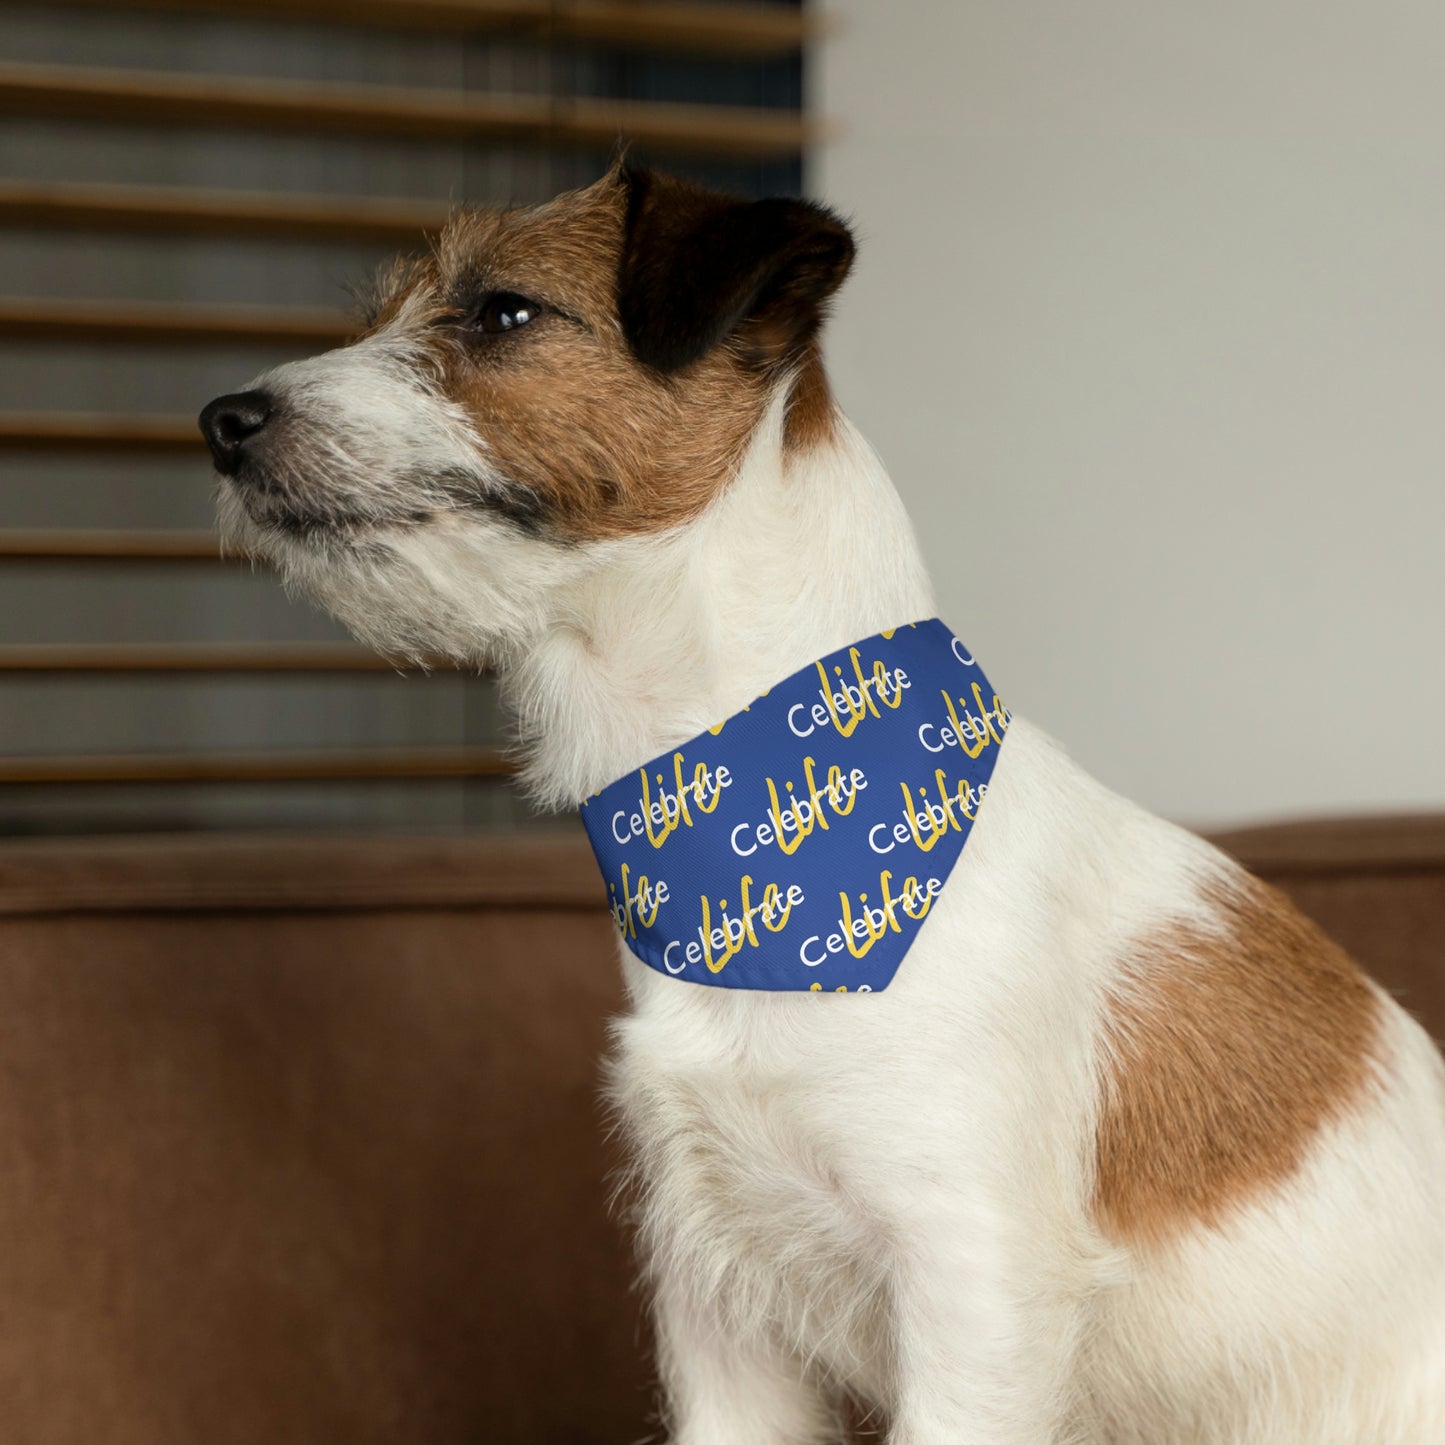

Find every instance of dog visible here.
[200,164,1445,1443]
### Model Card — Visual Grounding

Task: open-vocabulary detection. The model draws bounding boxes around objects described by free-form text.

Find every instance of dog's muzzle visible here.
[199,390,274,476]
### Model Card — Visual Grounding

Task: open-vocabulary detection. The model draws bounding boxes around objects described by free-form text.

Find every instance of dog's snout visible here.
[199,390,273,475]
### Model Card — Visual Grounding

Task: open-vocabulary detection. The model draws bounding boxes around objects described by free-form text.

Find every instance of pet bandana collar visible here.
[579,619,1008,993]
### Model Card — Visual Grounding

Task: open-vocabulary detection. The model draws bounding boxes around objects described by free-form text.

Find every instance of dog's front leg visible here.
[885,1217,1086,1445]
[654,1275,841,1445]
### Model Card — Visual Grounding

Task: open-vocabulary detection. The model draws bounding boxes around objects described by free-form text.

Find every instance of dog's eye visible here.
[473,292,542,335]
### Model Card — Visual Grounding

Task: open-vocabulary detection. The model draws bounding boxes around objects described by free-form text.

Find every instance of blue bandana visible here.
[579,619,1008,993]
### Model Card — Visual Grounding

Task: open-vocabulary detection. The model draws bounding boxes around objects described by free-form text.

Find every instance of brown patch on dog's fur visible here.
[363,169,849,540]
[1094,873,1382,1247]
[783,342,840,453]
[368,178,767,540]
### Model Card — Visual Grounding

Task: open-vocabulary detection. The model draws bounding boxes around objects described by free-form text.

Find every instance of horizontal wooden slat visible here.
[0,297,353,348]
[0,180,449,245]
[0,530,226,561]
[0,746,512,784]
[0,62,816,161]
[0,643,417,672]
[24,0,814,59]
[0,412,201,452]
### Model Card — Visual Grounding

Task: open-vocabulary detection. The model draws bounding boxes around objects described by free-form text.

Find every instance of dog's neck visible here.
[506,388,937,810]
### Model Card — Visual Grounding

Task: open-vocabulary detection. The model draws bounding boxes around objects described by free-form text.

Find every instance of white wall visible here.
[813,1,1445,827]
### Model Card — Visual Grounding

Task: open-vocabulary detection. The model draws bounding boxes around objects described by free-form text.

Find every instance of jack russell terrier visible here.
[200,164,1445,1444]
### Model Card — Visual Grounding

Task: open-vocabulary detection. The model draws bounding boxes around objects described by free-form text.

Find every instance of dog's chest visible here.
[612,998,893,1386]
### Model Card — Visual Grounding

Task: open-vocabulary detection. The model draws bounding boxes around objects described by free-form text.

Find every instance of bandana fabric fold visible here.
[579,619,1008,993]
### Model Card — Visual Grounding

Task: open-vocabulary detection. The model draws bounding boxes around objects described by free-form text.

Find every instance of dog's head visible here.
[200,166,854,662]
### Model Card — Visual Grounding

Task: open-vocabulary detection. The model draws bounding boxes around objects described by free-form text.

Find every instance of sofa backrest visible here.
[0,819,1439,1443]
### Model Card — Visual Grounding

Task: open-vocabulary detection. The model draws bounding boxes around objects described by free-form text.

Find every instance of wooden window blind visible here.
[0,0,814,835]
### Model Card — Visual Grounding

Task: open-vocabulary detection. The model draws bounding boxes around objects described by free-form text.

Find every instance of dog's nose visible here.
[199,390,273,475]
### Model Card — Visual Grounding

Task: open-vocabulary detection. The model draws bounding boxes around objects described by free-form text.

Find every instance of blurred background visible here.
[0,4,1442,1443]
[2,2,1445,838]
[819,1,1445,827]
[2,1,1440,840]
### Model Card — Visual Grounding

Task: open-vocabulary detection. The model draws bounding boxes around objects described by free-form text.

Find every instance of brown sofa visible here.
[0,818,1440,1444]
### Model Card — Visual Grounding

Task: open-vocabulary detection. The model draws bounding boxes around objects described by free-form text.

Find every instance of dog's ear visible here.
[618,166,855,375]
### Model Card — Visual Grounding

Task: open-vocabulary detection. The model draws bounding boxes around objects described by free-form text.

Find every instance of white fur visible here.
[222,357,1445,1443]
